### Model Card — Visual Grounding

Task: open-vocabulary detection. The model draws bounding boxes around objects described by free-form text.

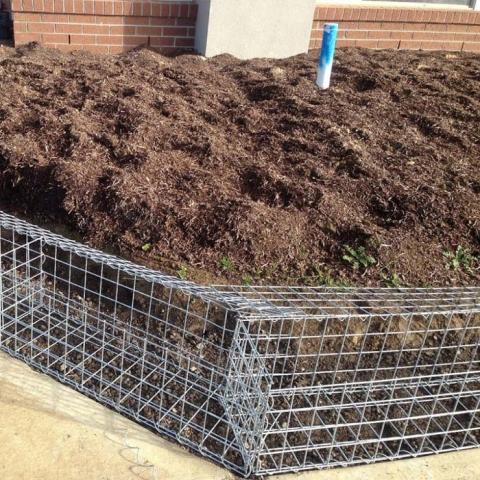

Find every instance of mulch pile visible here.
[0,43,479,286]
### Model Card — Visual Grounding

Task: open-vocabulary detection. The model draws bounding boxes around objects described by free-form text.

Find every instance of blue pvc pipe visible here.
[316,23,338,89]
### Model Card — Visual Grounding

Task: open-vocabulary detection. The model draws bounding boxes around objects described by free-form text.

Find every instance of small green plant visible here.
[443,246,478,274]
[242,275,254,286]
[342,245,376,271]
[177,265,189,280]
[219,256,234,272]
[141,242,152,252]
[382,272,403,288]
[307,265,337,286]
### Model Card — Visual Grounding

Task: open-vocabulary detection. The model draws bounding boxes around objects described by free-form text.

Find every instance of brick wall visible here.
[12,0,197,54]
[311,5,480,52]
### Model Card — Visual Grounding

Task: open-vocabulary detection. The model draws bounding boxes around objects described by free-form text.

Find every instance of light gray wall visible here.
[195,0,316,59]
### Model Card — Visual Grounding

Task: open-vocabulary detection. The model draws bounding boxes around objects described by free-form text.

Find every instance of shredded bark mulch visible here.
[0,43,479,286]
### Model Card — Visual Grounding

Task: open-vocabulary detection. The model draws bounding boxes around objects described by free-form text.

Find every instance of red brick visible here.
[467,25,480,33]
[336,39,356,48]
[122,34,147,45]
[109,24,134,34]
[368,30,390,39]
[382,21,402,30]
[412,31,449,41]
[142,1,150,16]
[69,33,94,43]
[454,32,476,42]
[109,44,131,53]
[382,8,394,22]
[113,1,122,15]
[94,1,104,15]
[462,42,480,52]
[392,31,414,40]
[150,17,175,26]
[28,21,54,32]
[73,0,82,13]
[175,36,194,47]
[97,14,122,23]
[150,35,174,46]
[398,39,422,49]
[43,32,69,43]
[345,30,367,40]
[84,0,93,14]
[53,0,62,12]
[426,22,447,32]
[104,0,114,15]
[32,0,43,11]
[342,8,353,22]
[355,39,379,48]
[54,43,80,51]
[123,1,133,15]
[41,13,68,21]
[22,0,33,11]
[69,14,95,23]
[15,32,43,43]
[14,21,27,32]
[124,15,148,24]
[163,26,187,36]
[64,0,73,13]
[135,25,161,35]
[15,12,38,20]
[179,3,188,18]
[420,40,443,50]
[377,39,400,49]
[176,17,195,27]
[375,9,385,22]
[408,23,426,31]
[86,44,109,53]
[11,0,21,11]
[83,24,109,34]
[96,34,122,44]
[55,23,82,33]
[132,2,141,15]
[442,41,464,51]
[391,9,402,22]
[160,3,169,17]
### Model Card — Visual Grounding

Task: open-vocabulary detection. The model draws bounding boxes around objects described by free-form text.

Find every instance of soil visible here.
[0,43,479,286]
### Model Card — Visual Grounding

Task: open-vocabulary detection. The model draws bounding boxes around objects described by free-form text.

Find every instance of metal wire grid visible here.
[0,212,248,474]
[237,309,480,473]
[0,210,479,476]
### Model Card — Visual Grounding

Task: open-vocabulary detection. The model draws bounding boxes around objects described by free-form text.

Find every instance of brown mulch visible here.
[0,42,479,286]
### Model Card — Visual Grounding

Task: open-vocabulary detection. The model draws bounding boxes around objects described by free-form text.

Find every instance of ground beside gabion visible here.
[0,43,478,286]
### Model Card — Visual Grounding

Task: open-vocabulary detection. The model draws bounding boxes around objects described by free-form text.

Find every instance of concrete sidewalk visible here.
[0,351,479,480]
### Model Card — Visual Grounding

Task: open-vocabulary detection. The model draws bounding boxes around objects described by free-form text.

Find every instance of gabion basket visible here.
[0,210,479,476]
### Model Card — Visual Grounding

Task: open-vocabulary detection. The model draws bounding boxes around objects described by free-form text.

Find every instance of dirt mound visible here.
[0,43,479,286]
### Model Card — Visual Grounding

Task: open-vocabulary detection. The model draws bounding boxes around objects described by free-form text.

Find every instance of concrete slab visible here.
[195,0,316,59]
[0,351,479,480]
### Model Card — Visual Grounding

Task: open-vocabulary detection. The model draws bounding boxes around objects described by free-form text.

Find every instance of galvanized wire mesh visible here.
[0,210,479,476]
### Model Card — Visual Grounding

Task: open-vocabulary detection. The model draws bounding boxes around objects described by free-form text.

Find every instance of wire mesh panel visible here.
[0,212,247,474]
[0,211,479,476]
[216,286,480,474]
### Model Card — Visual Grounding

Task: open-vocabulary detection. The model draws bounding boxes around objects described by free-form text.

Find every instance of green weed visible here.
[443,246,478,274]
[177,265,189,280]
[141,243,152,252]
[219,256,234,272]
[382,272,403,288]
[342,246,376,271]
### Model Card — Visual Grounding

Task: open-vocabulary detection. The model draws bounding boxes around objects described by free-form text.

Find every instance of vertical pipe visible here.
[316,23,338,90]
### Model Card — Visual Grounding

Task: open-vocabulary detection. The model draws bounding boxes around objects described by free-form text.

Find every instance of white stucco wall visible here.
[195,0,316,59]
